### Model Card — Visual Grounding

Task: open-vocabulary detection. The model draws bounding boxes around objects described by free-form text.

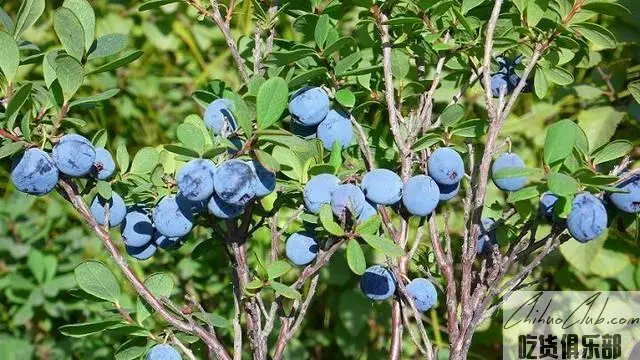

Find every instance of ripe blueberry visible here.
[303,174,340,214]
[176,159,216,202]
[567,192,607,243]
[11,148,59,196]
[406,278,437,312]
[428,147,464,185]
[360,265,396,301]
[288,87,330,126]
[491,153,527,192]
[153,195,194,238]
[316,110,353,150]
[331,183,366,218]
[90,192,126,227]
[402,175,440,216]
[213,160,256,206]
[204,98,236,135]
[361,169,402,205]
[285,232,318,266]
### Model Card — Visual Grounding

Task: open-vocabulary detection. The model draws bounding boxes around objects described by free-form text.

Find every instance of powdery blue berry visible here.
[609,176,640,214]
[428,147,465,185]
[303,174,340,214]
[406,278,437,312]
[90,192,126,227]
[288,87,330,126]
[11,148,59,196]
[540,192,560,220]
[438,181,460,201]
[316,110,353,150]
[360,265,396,301]
[476,218,496,255]
[361,169,402,205]
[358,200,378,223]
[331,183,366,218]
[121,208,154,247]
[93,148,116,180]
[567,192,607,243]
[146,344,182,360]
[153,195,194,238]
[176,159,216,202]
[207,193,244,219]
[491,153,527,192]
[213,160,256,206]
[285,232,318,266]
[402,175,440,217]
[204,98,236,135]
[248,160,276,198]
[52,134,96,177]
[126,242,157,261]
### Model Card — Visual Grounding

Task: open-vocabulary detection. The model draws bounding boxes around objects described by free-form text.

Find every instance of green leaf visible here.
[581,1,630,16]
[256,77,288,130]
[592,140,633,165]
[96,181,112,200]
[246,278,264,290]
[268,49,316,66]
[86,50,143,75]
[115,338,148,360]
[323,37,354,55]
[0,31,20,82]
[461,0,484,14]
[507,185,541,203]
[138,0,180,12]
[69,88,120,108]
[334,52,361,76]
[319,204,344,236]
[87,34,128,60]
[266,260,291,280]
[0,142,25,160]
[543,119,577,165]
[163,144,199,158]
[526,0,548,27]
[547,173,579,196]
[360,234,404,258]
[493,167,542,180]
[176,123,204,154]
[577,106,624,151]
[384,17,423,26]
[355,214,380,235]
[202,147,226,159]
[544,66,573,85]
[346,240,366,275]
[391,49,410,79]
[451,118,486,138]
[288,67,326,88]
[314,14,330,49]
[253,149,281,173]
[440,104,465,127]
[74,260,120,303]
[0,8,14,33]
[129,147,160,174]
[628,81,640,104]
[55,54,84,101]
[63,0,95,52]
[335,89,355,108]
[411,133,442,151]
[53,8,85,61]
[534,67,547,99]
[5,83,32,129]
[92,128,107,148]
[572,23,617,50]
[116,143,129,174]
[328,141,342,170]
[59,320,122,338]
[270,281,301,300]
[136,273,174,323]
[13,0,45,38]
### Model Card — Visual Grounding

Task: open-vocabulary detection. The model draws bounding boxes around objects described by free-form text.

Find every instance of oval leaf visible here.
[74,260,120,303]
[257,77,288,130]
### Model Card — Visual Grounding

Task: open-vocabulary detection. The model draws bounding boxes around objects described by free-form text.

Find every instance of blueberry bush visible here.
[0,0,639,359]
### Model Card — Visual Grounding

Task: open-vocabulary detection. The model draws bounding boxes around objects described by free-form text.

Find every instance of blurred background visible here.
[0,0,639,359]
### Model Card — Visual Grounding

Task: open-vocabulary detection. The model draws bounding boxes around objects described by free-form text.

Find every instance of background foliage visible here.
[0,0,639,359]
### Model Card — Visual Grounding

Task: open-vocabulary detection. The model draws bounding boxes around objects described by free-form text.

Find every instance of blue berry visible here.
[567,192,607,243]
[213,160,256,206]
[121,208,154,247]
[204,98,236,135]
[438,181,460,201]
[207,192,244,219]
[406,278,437,312]
[176,159,216,202]
[93,148,116,180]
[540,192,559,220]
[428,147,464,185]
[358,200,378,223]
[153,195,194,238]
[316,110,353,150]
[11,148,59,196]
[247,160,276,198]
[288,87,330,126]
[52,134,96,177]
[126,242,157,260]
[146,344,182,360]
[153,232,183,250]
[491,153,527,192]
[303,174,340,214]
[361,169,402,205]
[331,183,366,218]
[609,176,640,214]
[360,265,396,301]
[285,232,318,266]
[90,192,126,227]
[402,175,440,216]
[476,218,496,255]
[490,73,510,98]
